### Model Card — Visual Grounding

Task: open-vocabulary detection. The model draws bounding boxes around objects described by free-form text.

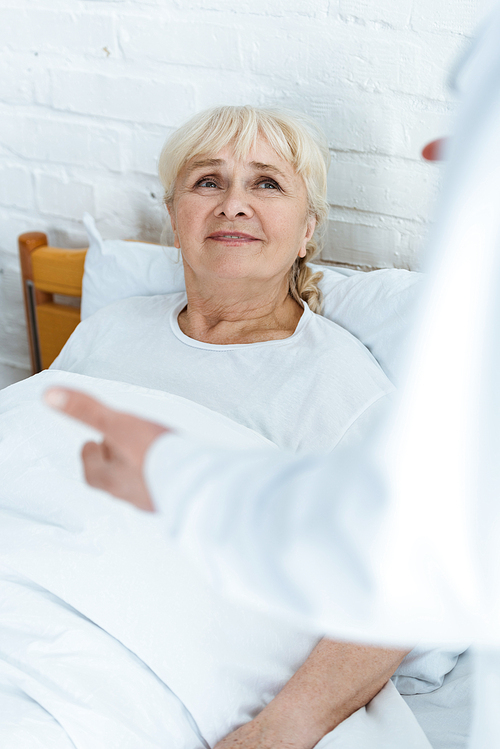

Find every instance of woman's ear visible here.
[167,204,181,249]
[299,217,316,258]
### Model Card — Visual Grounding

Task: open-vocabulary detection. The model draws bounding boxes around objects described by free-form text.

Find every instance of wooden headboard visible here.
[18,232,87,374]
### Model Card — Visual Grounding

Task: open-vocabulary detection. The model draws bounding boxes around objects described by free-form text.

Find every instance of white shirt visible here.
[53,292,393,453]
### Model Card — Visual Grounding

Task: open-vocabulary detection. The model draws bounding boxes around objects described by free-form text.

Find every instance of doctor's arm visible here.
[48,386,473,647]
[45,386,385,637]
[45,387,409,749]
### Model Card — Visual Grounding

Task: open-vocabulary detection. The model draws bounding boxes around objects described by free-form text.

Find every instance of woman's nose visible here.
[215,184,254,220]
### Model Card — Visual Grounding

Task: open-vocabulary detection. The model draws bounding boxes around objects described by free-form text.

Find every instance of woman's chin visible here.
[198,258,267,281]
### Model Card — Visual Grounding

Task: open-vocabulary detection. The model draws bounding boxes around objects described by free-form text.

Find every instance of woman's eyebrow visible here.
[184,158,289,181]
[186,158,224,176]
[250,162,288,179]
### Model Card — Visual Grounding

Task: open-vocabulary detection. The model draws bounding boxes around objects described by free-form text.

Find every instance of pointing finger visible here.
[44,387,169,464]
[45,388,123,435]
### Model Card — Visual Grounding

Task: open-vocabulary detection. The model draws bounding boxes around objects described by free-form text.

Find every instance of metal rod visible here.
[25,280,42,373]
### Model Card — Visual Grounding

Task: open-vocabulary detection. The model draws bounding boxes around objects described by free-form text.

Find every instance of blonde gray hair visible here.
[158,105,330,313]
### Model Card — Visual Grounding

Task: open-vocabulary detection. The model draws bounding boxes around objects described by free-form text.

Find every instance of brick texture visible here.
[0,0,487,368]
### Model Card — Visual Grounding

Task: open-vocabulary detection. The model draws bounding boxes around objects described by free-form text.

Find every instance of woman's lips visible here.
[208,232,260,245]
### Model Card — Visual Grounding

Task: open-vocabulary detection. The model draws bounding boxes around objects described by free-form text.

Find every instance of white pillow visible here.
[312,264,423,383]
[81,213,185,320]
[81,214,423,383]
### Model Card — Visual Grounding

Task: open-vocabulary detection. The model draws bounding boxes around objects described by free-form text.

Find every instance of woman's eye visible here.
[196,178,218,188]
[256,179,280,190]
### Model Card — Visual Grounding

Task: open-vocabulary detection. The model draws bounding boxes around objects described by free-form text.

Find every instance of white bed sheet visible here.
[403,649,473,749]
[0,370,468,748]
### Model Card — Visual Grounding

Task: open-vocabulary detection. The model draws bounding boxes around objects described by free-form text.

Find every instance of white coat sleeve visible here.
[145,433,399,643]
[146,3,500,649]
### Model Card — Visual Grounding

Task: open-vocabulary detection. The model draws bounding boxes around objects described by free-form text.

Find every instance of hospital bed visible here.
[0,216,471,748]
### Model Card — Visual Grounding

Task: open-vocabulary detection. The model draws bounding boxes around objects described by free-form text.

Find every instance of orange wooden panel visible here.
[18,232,50,373]
[31,247,87,297]
[36,302,81,369]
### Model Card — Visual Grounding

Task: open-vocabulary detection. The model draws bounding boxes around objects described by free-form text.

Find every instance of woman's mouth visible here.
[208,232,259,244]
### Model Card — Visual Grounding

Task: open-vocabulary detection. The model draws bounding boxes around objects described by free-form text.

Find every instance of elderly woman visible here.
[52,105,409,748]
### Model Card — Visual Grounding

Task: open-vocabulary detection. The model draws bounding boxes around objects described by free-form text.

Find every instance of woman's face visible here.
[168,138,316,286]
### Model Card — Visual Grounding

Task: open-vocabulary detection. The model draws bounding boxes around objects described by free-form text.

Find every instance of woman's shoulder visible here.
[304,306,372,351]
[302,309,394,389]
[63,292,186,351]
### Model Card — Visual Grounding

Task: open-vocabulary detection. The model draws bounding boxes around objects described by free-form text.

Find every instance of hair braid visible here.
[288,238,323,314]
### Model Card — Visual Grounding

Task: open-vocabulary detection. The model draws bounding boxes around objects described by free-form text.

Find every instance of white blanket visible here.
[0,370,433,748]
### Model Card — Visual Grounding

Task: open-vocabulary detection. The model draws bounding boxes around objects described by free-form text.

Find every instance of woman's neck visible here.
[178,274,304,345]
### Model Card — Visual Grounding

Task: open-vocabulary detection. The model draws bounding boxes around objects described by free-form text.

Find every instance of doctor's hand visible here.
[44,387,169,512]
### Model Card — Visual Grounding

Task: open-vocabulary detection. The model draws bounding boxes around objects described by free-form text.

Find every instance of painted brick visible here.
[0,0,487,367]
[339,0,414,28]
[0,166,34,210]
[327,153,444,221]
[394,32,472,100]
[0,51,35,104]
[247,18,464,101]
[193,73,274,111]
[322,216,403,269]
[33,64,52,107]
[400,226,432,270]
[51,69,195,127]
[246,19,317,80]
[302,21,466,100]
[0,211,49,258]
[35,173,95,220]
[310,95,407,157]
[90,168,164,229]
[48,223,92,251]
[119,17,241,71]
[129,126,174,176]
[0,9,117,57]
[0,248,30,368]
[0,113,122,171]
[411,0,481,35]
[308,95,454,159]
[398,106,455,161]
[170,0,329,15]
[337,30,463,100]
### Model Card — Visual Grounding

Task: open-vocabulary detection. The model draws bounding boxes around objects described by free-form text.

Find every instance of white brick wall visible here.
[0,0,490,369]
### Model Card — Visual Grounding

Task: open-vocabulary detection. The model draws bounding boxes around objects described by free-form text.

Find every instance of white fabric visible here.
[80,213,185,321]
[52,292,393,453]
[80,214,422,385]
[315,267,423,384]
[402,650,473,749]
[313,680,432,749]
[0,370,432,749]
[142,4,500,747]
[53,288,465,698]
[392,645,468,695]
[60,290,469,705]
